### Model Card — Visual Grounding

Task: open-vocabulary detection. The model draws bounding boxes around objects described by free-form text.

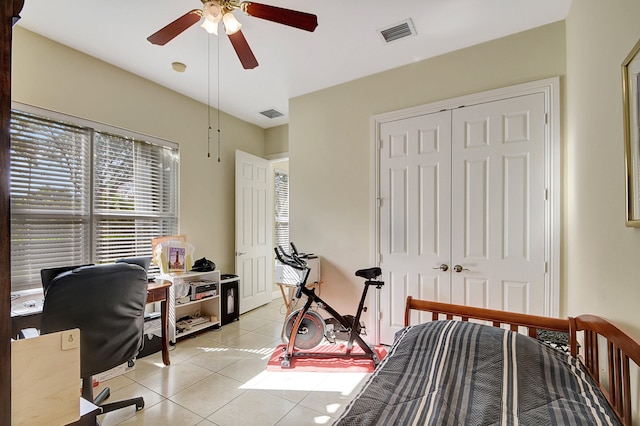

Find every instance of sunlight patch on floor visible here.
[312,415,333,424]
[240,370,369,394]
[240,346,275,357]
[197,346,231,353]
[195,345,273,357]
[325,403,342,415]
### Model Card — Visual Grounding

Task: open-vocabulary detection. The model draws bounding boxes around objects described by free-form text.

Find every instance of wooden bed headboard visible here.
[404,296,640,426]
[404,296,570,337]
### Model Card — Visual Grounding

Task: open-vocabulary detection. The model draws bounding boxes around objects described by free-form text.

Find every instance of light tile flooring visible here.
[96,299,371,426]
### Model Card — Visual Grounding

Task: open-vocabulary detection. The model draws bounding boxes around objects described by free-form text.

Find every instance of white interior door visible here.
[235,150,272,313]
[450,93,546,313]
[378,111,452,344]
[378,92,548,344]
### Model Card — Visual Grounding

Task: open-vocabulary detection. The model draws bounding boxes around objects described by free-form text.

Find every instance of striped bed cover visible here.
[335,321,620,426]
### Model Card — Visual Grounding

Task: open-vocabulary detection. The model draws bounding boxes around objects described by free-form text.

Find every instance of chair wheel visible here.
[136,401,145,411]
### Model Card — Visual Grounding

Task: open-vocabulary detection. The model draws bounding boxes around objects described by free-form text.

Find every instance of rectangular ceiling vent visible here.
[260,108,284,119]
[378,18,417,44]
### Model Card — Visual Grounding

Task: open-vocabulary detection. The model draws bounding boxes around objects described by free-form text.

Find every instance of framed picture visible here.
[622,38,640,226]
[168,246,186,272]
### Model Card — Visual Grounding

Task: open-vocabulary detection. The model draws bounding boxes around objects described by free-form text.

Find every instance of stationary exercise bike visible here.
[274,243,384,368]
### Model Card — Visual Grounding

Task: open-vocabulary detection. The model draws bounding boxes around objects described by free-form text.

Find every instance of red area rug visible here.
[266,343,387,372]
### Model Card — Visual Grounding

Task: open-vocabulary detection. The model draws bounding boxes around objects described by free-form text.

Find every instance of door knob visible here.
[235,252,247,256]
[432,264,449,272]
[453,265,469,273]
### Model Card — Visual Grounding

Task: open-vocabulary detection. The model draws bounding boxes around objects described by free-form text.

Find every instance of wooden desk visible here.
[145,280,172,365]
[10,280,172,366]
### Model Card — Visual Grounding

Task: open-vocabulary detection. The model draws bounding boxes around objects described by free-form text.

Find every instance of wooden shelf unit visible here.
[159,270,221,341]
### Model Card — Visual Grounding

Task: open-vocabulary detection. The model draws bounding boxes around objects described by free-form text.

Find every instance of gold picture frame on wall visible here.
[622,38,640,226]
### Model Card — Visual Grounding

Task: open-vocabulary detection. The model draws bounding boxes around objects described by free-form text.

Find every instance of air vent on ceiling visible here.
[378,18,417,44]
[260,108,284,119]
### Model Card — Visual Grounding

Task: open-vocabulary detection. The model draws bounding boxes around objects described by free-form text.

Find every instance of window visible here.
[92,131,178,264]
[274,169,289,250]
[10,106,179,291]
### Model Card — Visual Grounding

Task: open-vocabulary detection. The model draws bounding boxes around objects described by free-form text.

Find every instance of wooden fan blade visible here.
[241,2,318,32]
[228,30,259,69]
[147,9,203,45]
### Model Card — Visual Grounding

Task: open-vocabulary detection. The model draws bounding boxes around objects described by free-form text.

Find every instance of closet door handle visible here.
[453,265,470,273]
[235,252,247,256]
[432,264,449,272]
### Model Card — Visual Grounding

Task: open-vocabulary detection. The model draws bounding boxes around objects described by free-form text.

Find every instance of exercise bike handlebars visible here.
[275,245,309,299]
[274,246,306,270]
[289,241,299,256]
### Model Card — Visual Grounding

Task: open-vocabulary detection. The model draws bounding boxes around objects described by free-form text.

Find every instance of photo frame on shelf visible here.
[168,246,186,272]
[151,235,194,275]
[151,235,186,265]
[622,38,640,226]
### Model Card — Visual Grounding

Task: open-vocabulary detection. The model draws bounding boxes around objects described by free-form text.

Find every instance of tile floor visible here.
[96,299,371,425]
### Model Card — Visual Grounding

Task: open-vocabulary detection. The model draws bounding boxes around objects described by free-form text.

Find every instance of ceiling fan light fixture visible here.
[202,1,222,19]
[201,2,222,34]
[201,16,220,35]
[222,12,242,35]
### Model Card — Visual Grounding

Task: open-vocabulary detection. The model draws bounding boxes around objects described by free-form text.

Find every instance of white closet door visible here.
[378,111,452,344]
[378,92,548,344]
[450,93,546,314]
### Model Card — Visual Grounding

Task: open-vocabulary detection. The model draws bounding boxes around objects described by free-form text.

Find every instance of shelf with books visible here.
[159,270,221,341]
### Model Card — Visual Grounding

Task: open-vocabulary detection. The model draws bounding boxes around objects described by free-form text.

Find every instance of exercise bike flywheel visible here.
[284,309,326,350]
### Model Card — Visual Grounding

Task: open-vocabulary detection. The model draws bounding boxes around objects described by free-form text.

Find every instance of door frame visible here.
[370,77,561,343]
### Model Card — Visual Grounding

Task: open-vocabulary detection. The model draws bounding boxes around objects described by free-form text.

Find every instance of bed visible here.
[335,297,640,426]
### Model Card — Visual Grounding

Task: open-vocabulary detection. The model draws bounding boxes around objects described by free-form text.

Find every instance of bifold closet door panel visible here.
[378,111,452,343]
[450,93,546,314]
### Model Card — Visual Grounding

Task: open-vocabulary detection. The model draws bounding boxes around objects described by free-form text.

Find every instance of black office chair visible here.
[40,263,148,417]
[40,263,93,296]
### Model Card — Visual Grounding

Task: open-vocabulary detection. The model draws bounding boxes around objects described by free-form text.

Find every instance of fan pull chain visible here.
[207,35,212,158]
[217,127,221,162]
[217,33,221,163]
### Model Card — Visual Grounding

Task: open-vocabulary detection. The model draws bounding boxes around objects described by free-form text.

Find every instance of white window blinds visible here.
[9,107,179,291]
[93,132,178,264]
[10,111,91,291]
[274,170,289,250]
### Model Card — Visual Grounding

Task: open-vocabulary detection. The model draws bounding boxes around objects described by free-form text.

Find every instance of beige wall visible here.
[564,1,640,339]
[289,22,567,327]
[11,27,265,274]
[265,124,288,156]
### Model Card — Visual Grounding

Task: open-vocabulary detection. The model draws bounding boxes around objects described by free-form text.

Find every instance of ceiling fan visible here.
[147,0,318,69]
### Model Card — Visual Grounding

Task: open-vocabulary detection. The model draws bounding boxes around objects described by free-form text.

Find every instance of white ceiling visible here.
[17,0,571,129]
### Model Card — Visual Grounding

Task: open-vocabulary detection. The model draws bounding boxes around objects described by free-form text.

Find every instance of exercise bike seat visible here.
[355,267,382,280]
